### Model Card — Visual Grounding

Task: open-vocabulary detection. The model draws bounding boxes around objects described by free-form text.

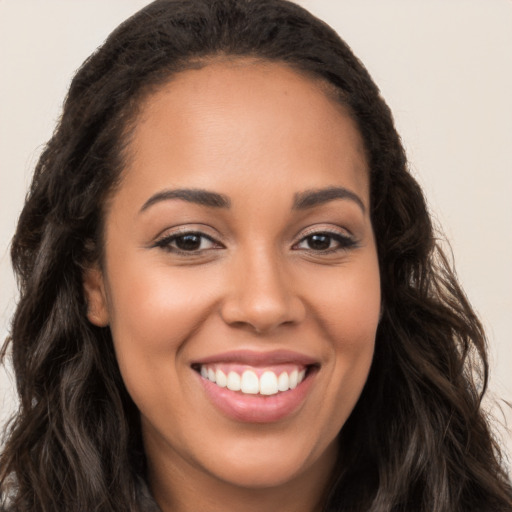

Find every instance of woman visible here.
[1,0,511,510]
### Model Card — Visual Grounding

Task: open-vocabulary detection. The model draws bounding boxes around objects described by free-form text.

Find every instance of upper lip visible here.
[191,349,319,367]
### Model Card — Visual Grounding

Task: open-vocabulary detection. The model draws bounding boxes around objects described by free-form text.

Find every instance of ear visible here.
[83,266,109,327]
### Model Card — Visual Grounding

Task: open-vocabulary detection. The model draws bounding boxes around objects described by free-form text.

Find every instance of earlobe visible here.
[83,266,109,327]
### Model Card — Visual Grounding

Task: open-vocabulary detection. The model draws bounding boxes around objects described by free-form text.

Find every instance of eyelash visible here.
[153,231,222,255]
[292,230,358,253]
[153,229,358,256]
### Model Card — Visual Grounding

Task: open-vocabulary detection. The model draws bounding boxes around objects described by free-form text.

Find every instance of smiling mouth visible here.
[192,363,315,396]
[190,350,320,422]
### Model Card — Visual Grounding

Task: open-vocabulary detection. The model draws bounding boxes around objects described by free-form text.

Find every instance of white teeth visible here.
[259,371,278,395]
[240,370,259,394]
[289,369,298,389]
[277,372,290,392]
[215,369,227,388]
[227,371,241,391]
[200,365,308,395]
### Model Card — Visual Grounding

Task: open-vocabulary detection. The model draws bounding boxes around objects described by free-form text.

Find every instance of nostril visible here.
[219,293,306,334]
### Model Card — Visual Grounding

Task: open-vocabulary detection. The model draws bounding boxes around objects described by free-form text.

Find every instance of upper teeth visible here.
[200,366,306,395]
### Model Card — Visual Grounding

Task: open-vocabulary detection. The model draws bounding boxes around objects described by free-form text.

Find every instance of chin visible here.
[200,436,338,490]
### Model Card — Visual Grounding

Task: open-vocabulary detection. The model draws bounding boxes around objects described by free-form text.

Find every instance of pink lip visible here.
[197,373,316,423]
[191,349,318,367]
[192,350,319,423]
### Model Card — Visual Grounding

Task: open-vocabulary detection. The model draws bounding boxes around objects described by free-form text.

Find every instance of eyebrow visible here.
[139,185,365,214]
[140,188,231,213]
[293,186,366,213]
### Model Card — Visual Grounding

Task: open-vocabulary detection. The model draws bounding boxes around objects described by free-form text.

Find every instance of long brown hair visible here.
[1,1,511,510]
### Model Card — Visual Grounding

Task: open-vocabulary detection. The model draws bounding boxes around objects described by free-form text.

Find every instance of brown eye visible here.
[175,234,202,251]
[154,231,221,253]
[305,234,332,251]
[294,231,357,253]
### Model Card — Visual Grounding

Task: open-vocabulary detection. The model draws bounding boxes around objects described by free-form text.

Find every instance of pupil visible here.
[176,234,201,251]
[308,234,331,250]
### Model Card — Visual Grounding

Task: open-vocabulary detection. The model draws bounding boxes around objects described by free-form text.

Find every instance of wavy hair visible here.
[1,0,511,510]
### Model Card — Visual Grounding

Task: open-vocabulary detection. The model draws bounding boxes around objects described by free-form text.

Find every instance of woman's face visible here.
[85,60,380,496]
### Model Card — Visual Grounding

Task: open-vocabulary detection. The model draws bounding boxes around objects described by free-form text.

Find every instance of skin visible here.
[84,59,381,512]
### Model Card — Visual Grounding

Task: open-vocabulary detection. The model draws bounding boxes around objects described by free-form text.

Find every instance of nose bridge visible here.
[220,243,304,332]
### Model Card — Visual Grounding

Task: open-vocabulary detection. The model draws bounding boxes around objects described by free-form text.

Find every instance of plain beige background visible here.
[1,0,511,464]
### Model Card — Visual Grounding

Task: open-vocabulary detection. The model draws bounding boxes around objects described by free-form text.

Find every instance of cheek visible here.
[308,252,381,348]
[107,257,218,343]
[104,258,221,399]
[332,262,380,374]
[304,253,380,414]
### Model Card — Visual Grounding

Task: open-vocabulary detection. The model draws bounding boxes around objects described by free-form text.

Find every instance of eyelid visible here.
[152,226,225,254]
[152,223,223,243]
[154,231,215,247]
[292,225,359,252]
[297,225,353,239]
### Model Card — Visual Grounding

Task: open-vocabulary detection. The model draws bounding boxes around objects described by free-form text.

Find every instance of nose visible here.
[220,248,306,334]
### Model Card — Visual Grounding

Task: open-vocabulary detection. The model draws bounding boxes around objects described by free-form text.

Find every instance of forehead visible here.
[118,59,369,208]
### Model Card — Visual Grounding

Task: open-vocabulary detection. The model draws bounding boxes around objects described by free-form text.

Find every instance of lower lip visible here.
[196,370,316,423]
